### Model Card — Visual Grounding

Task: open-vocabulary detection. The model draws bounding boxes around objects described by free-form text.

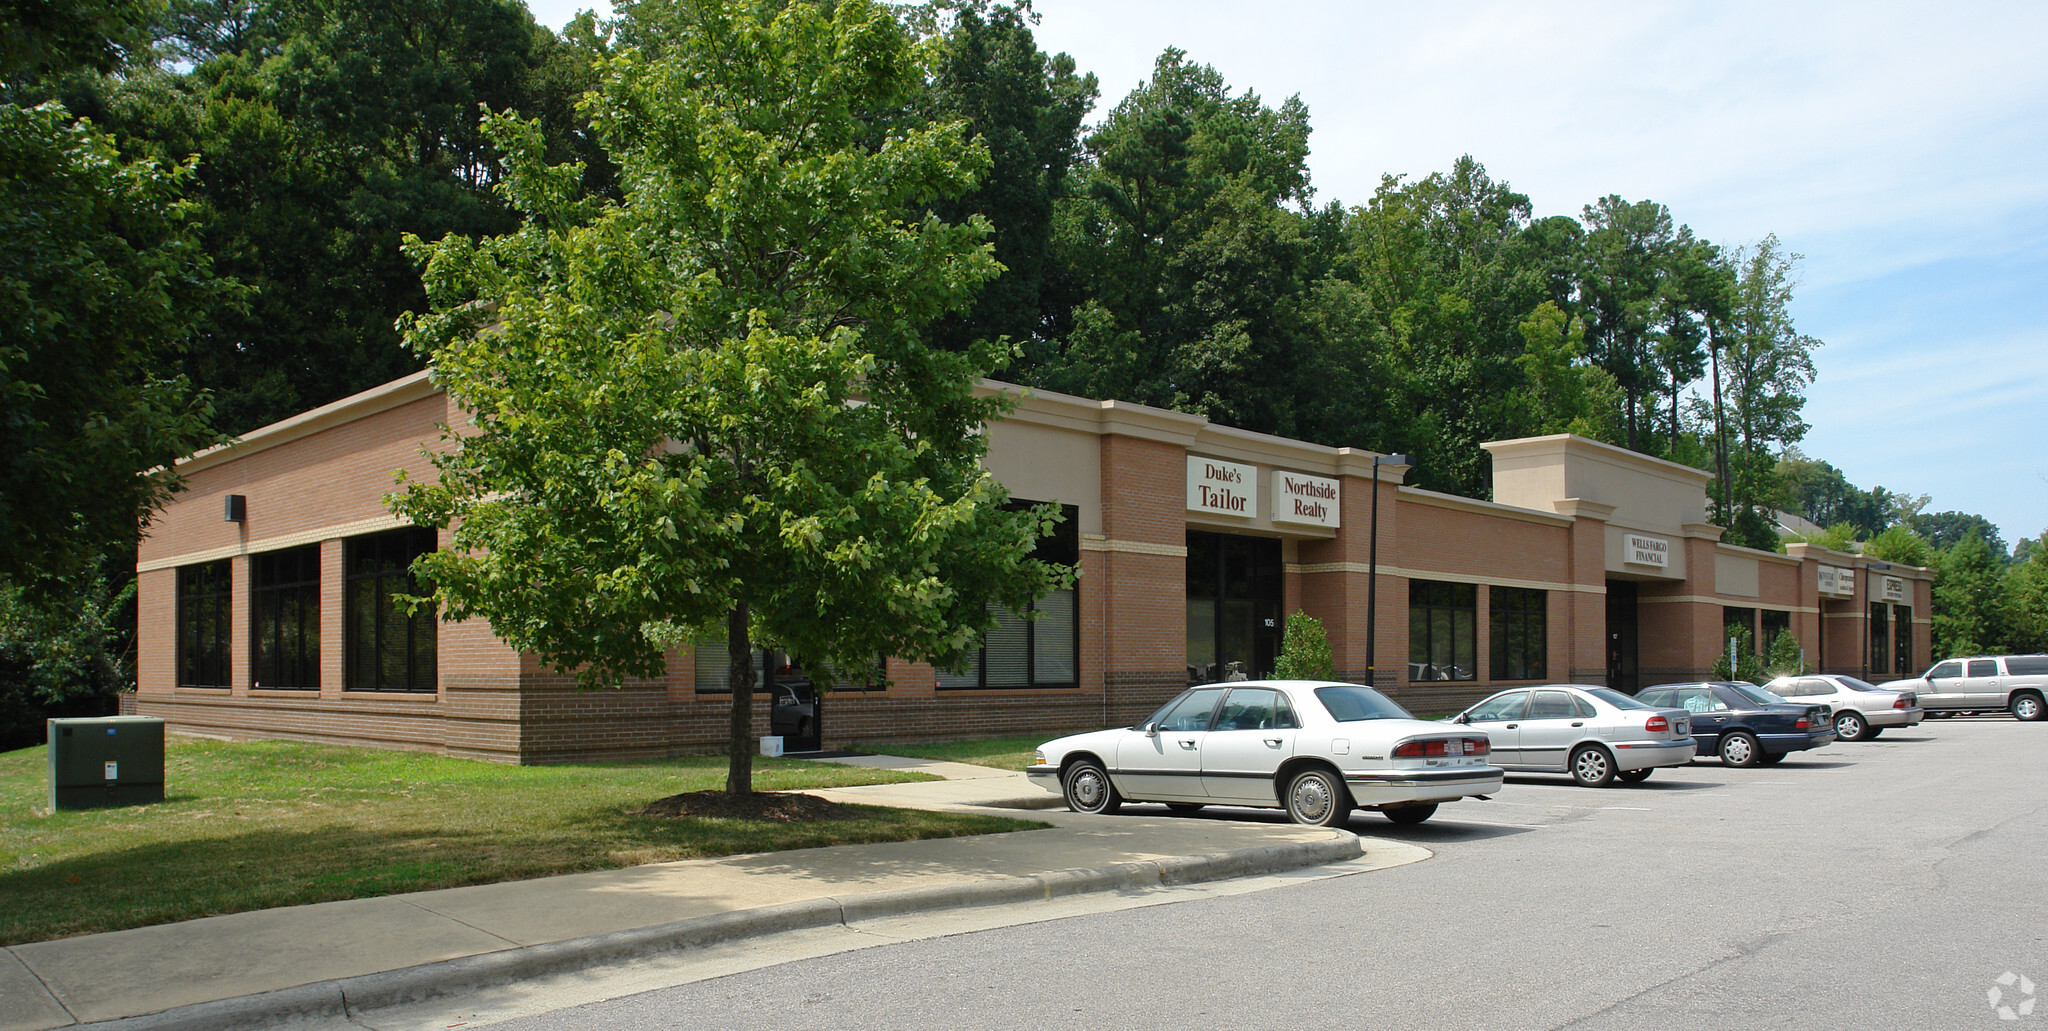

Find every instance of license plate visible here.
[1676,721,1690,735]
[1446,740,1463,756]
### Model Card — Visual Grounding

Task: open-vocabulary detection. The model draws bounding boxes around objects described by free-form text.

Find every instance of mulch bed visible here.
[633,790,858,822]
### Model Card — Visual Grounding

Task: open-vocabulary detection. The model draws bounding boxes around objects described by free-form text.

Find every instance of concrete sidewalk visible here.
[0,757,1417,1031]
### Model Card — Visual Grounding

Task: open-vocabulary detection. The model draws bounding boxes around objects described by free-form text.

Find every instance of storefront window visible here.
[1760,610,1791,654]
[1893,605,1913,675]
[345,528,437,693]
[1185,530,1281,684]
[938,502,1080,690]
[177,560,231,688]
[252,545,319,690]
[1489,587,1546,681]
[1723,607,1758,652]
[1409,581,1475,682]
[1868,602,1890,674]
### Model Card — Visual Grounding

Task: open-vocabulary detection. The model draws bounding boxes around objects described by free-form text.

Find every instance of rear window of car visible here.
[1585,687,1653,710]
[1834,676,1884,692]
[2006,656,2048,676]
[1313,685,1416,722]
[1727,682,1789,705]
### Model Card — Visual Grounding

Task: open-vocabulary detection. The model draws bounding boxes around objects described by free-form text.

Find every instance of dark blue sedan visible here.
[1635,681,1834,767]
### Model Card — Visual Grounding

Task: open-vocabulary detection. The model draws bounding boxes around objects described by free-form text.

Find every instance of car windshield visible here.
[1585,687,1653,710]
[1834,676,1884,692]
[1726,682,1788,705]
[1313,685,1415,722]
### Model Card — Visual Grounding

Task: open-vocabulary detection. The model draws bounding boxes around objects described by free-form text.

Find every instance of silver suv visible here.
[1900,655,2048,721]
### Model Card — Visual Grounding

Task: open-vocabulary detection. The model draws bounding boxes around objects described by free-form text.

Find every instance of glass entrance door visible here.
[1187,531,1282,685]
[1605,580,1639,693]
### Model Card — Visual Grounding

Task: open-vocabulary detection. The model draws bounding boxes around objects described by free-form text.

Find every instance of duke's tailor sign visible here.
[1187,457,1257,517]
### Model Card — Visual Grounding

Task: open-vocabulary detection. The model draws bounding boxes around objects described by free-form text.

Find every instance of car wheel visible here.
[1165,802,1206,813]
[1569,745,1616,787]
[1061,759,1121,815]
[1757,750,1785,765]
[1865,727,1884,739]
[1616,768,1652,783]
[1283,767,1352,827]
[1720,731,1763,767]
[1835,710,1868,741]
[1382,802,1437,825]
[2012,693,2045,722]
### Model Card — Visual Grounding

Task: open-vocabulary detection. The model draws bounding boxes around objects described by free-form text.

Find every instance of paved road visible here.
[444,719,2048,1030]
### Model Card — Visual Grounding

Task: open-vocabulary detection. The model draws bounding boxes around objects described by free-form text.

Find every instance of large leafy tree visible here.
[395,0,1070,795]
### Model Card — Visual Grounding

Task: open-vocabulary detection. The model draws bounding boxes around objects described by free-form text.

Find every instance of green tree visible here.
[1577,195,1677,451]
[1931,533,2004,658]
[2006,532,2048,653]
[1710,622,1767,683]
[1866,523,1933,568]
[1763,625,1809,678]
[0,569,135,749]
[0,100,229,582]
[1273,610,1335,681]
[1509,300,1621,441]
[395,0,1071,797]
[1910,510,2007,559]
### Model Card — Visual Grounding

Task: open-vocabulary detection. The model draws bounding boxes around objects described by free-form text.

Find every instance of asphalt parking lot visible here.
[483,716,2048,1031]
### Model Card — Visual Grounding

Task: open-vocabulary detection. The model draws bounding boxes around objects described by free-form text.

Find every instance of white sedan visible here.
[1445,684,1696,786]
[1761,674,1924,741]
[1026,680,1503,826]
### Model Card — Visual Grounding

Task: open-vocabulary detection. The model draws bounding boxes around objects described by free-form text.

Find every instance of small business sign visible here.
[1187,457,1257,518]
[1273,470,1340,528]
[1881,575,1906,603]
[1624,533,1670,568]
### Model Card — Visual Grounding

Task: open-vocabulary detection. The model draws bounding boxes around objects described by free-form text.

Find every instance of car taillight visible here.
[1646,715,1669,733]
[1796,718,1810,729]
[1392,738,1486,758]
[1895,697,1910,709]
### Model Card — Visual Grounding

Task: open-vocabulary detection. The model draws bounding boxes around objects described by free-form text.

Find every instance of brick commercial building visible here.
[133,373,1932,763]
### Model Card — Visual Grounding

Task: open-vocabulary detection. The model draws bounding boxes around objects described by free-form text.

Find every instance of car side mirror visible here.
[1143,722,1159,738]
[1454,713,1471,724]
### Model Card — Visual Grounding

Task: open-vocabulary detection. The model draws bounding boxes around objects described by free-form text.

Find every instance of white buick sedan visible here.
[1026,680,1503,826]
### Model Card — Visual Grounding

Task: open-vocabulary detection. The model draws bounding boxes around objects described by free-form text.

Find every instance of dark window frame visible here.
[344,528,437,694]
[1409,580,1477,682]
[1892,604,1912,677]
[251,544,320,690]
[1488,586,1547,681]
[1868,602,1890,674]
[176,560,232,689]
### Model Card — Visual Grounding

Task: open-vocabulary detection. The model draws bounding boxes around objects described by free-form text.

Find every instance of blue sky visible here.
[525,1,2048,549]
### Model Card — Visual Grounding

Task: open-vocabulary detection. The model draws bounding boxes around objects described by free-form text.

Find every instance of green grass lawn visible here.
[856,735,1043,773]
[0,738,1041,946]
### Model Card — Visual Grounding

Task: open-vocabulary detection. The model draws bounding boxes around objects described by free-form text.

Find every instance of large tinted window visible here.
[1314,685,1416,722]
[345,528,437,693]
[938,502,1079,690]
[252,545,319,690]
[1409,581,1475,682]
[1489,586,1546,681]
[176,560,231,688]
[1966,659,1998,678]
[1928,660,1961,679]
[2008,656,2048,676]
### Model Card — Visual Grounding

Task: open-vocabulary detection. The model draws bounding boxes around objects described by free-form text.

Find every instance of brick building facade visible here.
[133,373,1934,762]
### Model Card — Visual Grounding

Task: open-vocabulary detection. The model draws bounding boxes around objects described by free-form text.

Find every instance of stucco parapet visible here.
[1396,486,1572,526]
[176,370,440,475]
[1680,522,1727,542]
[1551,498,1615,522]
[1483,433,1716,487]
[1715,542,1803,567]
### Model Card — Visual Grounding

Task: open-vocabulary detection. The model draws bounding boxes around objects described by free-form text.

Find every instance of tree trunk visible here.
[1711,334,1730,520]
[725,601,755,797]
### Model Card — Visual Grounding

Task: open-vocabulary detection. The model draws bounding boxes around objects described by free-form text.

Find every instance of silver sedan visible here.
[1446,684,1696,786]
[1761,674,1924,741]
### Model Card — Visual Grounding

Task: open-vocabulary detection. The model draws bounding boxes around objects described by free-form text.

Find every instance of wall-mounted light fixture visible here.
[223,495,247,523]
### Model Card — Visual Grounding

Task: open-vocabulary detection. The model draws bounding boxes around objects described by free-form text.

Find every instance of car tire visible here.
[1382,802,1437,825]
[1570,745,1616,787]
[2012,693,2045,722]
[1061,758,1121,815]
[1720,731,1763,767]
[1283,767,1352,827]
[1165,802,1206,813]
[1835,711,1868,741]
[1757,750,1785,765]
[1616,768,1652,783]
[1864,727,1884,739]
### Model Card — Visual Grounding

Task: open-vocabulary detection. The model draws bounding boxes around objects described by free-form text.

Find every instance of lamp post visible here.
[1862,560,1891,682]
[1364,453,1412,688]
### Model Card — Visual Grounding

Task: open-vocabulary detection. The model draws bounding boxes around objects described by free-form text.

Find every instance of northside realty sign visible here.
[1187,457,1256,517]
[1273,471,1340,528]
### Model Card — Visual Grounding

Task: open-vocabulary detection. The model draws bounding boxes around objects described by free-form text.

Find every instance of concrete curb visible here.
[77,833,1363,1030]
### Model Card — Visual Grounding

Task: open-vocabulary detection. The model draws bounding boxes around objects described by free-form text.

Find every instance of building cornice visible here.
[177,371,440,476]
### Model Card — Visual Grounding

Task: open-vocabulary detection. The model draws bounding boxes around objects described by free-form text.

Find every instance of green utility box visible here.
[47,716,166,811]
